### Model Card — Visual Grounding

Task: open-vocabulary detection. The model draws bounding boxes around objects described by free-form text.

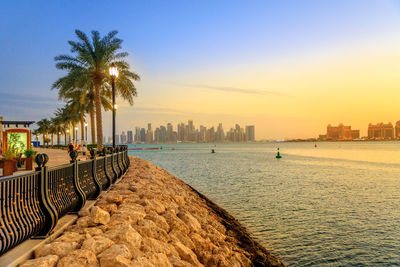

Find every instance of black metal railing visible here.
[0,145,129,255]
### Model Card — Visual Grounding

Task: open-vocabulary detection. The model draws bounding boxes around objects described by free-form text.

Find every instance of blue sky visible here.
[1,1,400,139]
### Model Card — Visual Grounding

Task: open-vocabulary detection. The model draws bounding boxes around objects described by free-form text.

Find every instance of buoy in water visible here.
[211,149,215,153]
[276,147,282,159]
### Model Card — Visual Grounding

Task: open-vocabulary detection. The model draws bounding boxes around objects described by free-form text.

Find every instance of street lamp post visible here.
[109,63,119,149]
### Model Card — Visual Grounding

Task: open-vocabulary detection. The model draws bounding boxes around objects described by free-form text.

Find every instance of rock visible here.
[76,216,95,228]
[83,227,103,236]
[105,193,123,204]
[164,210,190,235]
[167,255,194,267]
[145,211,170,232]
[54,231,86,244]
[81,235,114,255]
[34,242,79,258]
[174,195,186,206]
[135,219,169,242]
[147,253,173,267]
[78,209,90,217]
[169,230,195,250]
[57,249,98,267]
[98,244,132,267]
[105,224,142,252]
[141,237,178,257]
[97,203,118,213]
[173,241,203,266]
[177,210,202,233]
[20,255,59,267]
[89,206,110,225]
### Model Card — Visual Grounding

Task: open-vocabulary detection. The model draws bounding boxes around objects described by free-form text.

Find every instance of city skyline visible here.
[105,121,256,144]
[2,1,400,139]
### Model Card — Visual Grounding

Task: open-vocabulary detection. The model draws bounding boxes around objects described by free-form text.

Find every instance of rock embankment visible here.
[21,157,283,267]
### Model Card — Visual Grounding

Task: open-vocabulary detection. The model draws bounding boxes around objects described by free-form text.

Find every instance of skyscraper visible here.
[140,128,146,142]
[127,130,133,144]
[245,125,255,142]
[120,131,127,144]
[147,123,153,143]
[134,127,141,142]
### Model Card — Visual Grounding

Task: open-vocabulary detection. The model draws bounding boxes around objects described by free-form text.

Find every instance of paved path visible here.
[35,148,90,167]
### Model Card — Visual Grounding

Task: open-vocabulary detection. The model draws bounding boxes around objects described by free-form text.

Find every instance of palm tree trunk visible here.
[80,117,84,144]
[90,107,96,144]
[72,123,76,145]
[57,133,60,145]
[42,134,45,146]
[51,134,54,146]
[68,122,72,144]
[94,84,103,150]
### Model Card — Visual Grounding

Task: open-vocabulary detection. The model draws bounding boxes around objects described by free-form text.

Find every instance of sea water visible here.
[129,142,400,266]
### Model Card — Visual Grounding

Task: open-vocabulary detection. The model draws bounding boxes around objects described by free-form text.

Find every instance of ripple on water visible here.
[130,142,400,266]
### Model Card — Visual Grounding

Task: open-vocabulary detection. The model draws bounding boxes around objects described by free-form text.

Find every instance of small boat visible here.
[276,147,282,159]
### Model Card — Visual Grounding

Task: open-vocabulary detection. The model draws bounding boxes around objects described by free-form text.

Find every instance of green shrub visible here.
[24,149,36,158]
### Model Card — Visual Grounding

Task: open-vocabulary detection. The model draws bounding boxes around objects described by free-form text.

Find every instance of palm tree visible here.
[36,119,51,146]
[51,117,64,145]
[53,30,140,149]
[54,107,74,145]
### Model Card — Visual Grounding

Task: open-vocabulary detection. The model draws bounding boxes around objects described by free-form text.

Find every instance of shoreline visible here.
[20,156,284,266]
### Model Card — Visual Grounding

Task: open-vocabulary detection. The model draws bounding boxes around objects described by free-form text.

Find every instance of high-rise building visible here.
[188,120,195,141]
[245,125,255,141]
[326,123,359,140]
[134,127,141,142]
[395,121,400,139]
[147,123,153,143]
[120,131,127,144]
[140,128,146,142]
[177,123,185,141]
[368,122,394,140]
[127,131,133,144]
[199,125,207,142]
[115,134,120,144]
[216,123,225,142]
[167,123,173,142]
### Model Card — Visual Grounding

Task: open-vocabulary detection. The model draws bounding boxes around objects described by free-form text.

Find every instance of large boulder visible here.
[177,210,202,233]
[89,206,110,225]
[20,255,59,267]
[57,249,98,267]
[54,231,86,245]
[98,244,132,267]
[172,241,203,266]
[81,235,114,255]
[105,224,142,252]
[34,242,79,258]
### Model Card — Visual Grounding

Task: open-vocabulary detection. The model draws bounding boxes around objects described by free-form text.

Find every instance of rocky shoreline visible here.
[21,156,284,267]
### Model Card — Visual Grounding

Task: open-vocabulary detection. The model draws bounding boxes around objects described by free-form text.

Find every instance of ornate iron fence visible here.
[0,146,129,255]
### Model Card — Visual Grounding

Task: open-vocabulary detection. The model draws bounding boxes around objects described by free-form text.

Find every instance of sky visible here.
[1,0,400,140]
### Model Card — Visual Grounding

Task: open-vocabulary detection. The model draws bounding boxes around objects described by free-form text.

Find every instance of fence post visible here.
[90,149,102,199]
[109,147,118,183]
[69,150,86,212]
[116,147,123,178]
[34,153,58,238]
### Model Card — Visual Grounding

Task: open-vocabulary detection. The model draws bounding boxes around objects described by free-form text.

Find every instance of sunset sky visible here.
[1,1,400,139]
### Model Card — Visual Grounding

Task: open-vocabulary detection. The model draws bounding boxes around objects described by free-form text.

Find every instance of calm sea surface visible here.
[129,142,400,266]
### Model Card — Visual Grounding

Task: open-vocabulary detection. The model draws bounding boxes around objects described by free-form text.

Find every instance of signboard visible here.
[3,128,31,155]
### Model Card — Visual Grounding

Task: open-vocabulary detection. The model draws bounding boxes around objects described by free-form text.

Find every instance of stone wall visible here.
[21,156,283,267]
